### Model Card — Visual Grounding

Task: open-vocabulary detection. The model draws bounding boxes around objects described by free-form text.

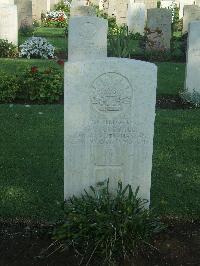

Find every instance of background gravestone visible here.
[183,5,200,33]
[134,0,157,9]
[184,21,200,102]
[14,0,32,28]
[50,0,60,9]
[127,2,146,35]
[161,0,173,8]
[179,0,194,18]
[146,8,172,51]
[108,0,129,25]
[32,0,50,21]
[70,5,96,16]
[68,16,108,61]
[0,0,18,45]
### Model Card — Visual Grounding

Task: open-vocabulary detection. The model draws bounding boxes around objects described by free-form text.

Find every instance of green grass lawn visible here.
[0,59,185,97]
[0,105,199,222]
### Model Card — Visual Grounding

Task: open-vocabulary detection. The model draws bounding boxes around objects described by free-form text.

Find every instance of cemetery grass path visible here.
[0,105,199,222]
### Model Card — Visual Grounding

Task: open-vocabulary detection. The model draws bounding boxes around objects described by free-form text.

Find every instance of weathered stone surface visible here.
[50,0,60,9]
[89,0,99,5]
[64,58,157,202]
[0,0,14,4]
[70,5,96,16]
[161,0,174,9]
[71,0,88,8]
[127,2,146,35]
[183,5,200,33]
[99,0,109,13]
[135,0,157,9]
[184,21,200,100]
[14,0,32,28]
[32,0,50,21]
[146,8,172,51]
[0,3,18,45]
[108,0,128,25]
[68,16,108,61]
[179,0,194,18]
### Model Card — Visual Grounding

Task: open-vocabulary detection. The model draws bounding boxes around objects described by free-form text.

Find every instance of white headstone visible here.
[127,2,146,35]
[64,58,157,202]
[146,8,172,51]
[0,0,14,4]
[68,16,108,61]
[184,21,200,103]
[179,0,194,18]
[108,0,128,25]
[161,0,174,9]
[183,5,200,32]
[134,0,157,9]
[71,0,88,8]
[0,2,18,45]
[50,0,60,9]
[32,0,51,21]
[70,5,96,16]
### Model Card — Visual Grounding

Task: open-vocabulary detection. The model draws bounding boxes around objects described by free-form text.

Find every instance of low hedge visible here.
[0,65,64,103]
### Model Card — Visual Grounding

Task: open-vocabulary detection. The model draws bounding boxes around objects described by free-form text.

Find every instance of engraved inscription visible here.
[79,22,97,39]
[91,72,132,113]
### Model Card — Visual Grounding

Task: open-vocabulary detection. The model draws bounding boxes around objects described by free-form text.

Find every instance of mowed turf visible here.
[0,105,199,221]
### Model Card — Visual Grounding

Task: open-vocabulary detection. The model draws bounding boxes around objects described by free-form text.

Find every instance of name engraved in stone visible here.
[90,119,148,145]
[91,72,133,113]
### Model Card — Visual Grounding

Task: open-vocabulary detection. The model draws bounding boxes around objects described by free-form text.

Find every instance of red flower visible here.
[31,66,38,74]
[57,60,64,66]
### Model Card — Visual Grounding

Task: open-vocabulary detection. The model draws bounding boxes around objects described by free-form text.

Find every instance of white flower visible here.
[19,37,55,59]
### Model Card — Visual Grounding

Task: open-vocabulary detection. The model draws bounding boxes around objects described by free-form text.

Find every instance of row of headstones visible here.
[0,0,61,46]
[70,1,171,50]
[64,5,200,201]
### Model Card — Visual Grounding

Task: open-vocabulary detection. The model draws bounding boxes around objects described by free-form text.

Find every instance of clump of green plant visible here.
[108,25,139,58]
[54,0,70,17]
[0,72,19,102]
[181,90,200,107]
[53,180,164,265]
[19,24,35,37]
[0,39,18,58]
[171,33,187,61]
[17,66,63,103]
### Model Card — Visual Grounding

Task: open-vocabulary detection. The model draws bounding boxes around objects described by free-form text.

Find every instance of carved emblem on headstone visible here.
[91,72,132,113]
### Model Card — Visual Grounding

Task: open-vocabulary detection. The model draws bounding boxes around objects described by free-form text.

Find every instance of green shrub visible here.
[17,66,63,103]
[108,26,139,58]
[0,72,19,102]
[53,180,164,265]
[0,39,18,58]
[19,24,35,37]
[54,0,70,16]
[0,65,64,103]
